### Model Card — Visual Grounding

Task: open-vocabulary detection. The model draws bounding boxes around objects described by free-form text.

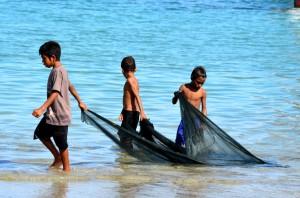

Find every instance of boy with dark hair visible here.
[118,56,147,148]
[32,41,87,172]
[172,66,207,147]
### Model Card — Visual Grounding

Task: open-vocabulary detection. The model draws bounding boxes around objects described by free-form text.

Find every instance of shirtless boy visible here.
[172,66,207,147]
[118,56,147,148]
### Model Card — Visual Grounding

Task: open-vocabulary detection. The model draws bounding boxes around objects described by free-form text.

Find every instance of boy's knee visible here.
[56,140,68,151]
[53,135,68,151]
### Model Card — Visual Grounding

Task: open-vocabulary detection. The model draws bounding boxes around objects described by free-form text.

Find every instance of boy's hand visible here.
[32,107,44,118]
[140,112,147,121]
[118,113,123,121]
[172,91,180,104]
[78,102,87,111]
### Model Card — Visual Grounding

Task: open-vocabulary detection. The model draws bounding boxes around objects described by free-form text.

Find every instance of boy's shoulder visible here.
[178,83,184,88]
[51,65,68,73]
[127,76,138,83]
[49,66,69,81]
[180,83,188,90]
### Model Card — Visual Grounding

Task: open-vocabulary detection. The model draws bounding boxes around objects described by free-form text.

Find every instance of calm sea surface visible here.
[0,0,300,197]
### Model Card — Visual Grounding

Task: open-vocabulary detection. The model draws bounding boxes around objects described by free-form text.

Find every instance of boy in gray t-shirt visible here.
[32,41,87,172]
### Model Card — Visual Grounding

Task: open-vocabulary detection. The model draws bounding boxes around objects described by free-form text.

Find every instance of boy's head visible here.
[190,66,207,88]
[121,56,136,73]
[191,66,206,80]
[39,41,61,67]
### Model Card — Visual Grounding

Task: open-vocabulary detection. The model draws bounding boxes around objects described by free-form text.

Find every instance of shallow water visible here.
[0,0,300,197]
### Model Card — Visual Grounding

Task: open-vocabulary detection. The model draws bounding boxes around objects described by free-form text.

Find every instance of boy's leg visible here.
[119,110,133,148]
[52,125,70,172]
[119,111,140,150]
[60,148,70,172]
[40,138,62,167]
[34,119,62,167]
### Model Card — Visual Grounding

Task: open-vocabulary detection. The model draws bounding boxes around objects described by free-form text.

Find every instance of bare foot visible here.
[50,157,62,168]
[63,167,71,173]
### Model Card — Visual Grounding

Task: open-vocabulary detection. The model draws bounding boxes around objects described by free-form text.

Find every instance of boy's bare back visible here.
[123,76,140,112]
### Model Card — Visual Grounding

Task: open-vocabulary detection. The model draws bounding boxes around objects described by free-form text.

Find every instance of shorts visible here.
[175,118,202,148]
[118,110,140,148]
[33,117,69,151]
[175,120,185,147]
[121,110,140,132]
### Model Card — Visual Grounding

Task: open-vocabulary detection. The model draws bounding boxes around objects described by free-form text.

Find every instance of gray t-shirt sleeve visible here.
[51,69,63,94]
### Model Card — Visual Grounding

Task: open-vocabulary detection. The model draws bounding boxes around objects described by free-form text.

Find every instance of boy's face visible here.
[41,55,55,68]
[193,74,206,89]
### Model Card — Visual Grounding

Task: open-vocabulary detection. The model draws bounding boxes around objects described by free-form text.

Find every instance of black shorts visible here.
[121,110,140,132]
[118,110,140,146]
[33,117,69,151]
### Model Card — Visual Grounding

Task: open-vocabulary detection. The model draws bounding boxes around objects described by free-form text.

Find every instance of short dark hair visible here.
[190,66,206,80]
[121,56,136,72]
[39,41,61,61]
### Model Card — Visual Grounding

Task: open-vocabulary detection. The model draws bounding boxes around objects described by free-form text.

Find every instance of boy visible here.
[172,66,207,147]
[118,56,147,148]
[32,41,87,172]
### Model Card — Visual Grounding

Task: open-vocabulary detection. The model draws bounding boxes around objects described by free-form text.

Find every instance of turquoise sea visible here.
[0,0,300,197]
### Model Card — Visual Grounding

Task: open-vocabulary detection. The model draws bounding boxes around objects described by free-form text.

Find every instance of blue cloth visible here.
[175,118,202,147]
[175,120,185,147]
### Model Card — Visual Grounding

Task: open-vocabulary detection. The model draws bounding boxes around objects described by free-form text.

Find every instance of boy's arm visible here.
[128,78,147,120]
[69,81,88,110]
[172,85,183,104]
[201,90,207,116]
[32,91,59,118]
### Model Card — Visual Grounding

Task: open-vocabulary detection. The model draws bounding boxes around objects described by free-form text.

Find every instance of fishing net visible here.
[81,110,199,164]
[81,93,264,165]
[178,93,265,165]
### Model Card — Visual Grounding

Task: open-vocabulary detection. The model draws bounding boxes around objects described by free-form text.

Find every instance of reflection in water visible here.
[115,152,156,197]
[38,181,68,198]
[114,151,207,197]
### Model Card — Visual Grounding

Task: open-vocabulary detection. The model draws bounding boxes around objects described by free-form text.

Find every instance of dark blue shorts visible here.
[175,118,201,148]
[175,120,185,147]
[34,117,69,151]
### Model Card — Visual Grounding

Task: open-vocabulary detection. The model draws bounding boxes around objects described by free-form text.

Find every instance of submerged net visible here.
[81,94,264,165]
[81,110,200,164]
